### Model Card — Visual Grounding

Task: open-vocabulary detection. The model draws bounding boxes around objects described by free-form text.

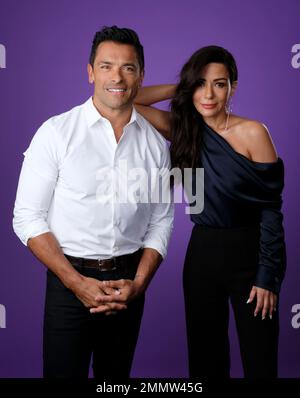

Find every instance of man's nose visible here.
[111,68,123,83]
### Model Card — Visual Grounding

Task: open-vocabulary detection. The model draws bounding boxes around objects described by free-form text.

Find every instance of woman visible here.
[134,46,286,378]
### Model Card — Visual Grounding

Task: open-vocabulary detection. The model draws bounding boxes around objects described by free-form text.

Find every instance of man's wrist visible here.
[63,269,85,291]
[133,274,148,293]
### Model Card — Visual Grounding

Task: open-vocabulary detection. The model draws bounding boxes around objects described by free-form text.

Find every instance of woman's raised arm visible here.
[135,84,176,105]
[134,85,176,141]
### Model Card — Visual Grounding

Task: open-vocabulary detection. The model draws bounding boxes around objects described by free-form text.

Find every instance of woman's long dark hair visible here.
[170,45,238,171]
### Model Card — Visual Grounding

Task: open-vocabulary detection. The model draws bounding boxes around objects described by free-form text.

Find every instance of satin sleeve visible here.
[255,205,287,293]
[255,159,287,294]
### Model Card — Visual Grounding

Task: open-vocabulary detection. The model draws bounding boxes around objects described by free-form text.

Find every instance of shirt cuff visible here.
[255,265,282,294]
[142,239,167,259]
[13,220,50,246]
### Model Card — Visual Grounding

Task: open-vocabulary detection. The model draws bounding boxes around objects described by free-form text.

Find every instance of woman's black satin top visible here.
[191,122,286,293]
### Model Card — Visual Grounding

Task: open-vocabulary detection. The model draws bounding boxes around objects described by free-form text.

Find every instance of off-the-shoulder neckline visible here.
[203,121,282,166]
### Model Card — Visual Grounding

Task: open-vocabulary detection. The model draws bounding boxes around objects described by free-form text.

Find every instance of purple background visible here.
[1,0,299,377]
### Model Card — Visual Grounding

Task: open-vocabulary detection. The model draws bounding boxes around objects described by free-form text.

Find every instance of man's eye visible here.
[216,83,225,88]
[100,65,110,69]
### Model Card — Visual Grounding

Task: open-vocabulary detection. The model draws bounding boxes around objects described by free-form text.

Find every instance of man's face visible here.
[88,41,144,113]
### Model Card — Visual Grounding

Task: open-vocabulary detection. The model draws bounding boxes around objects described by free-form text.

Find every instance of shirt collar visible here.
[83,97,143,130]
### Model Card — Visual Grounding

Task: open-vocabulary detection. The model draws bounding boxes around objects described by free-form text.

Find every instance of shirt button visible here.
[113,246,119,252]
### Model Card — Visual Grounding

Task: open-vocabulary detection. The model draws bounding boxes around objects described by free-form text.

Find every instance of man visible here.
[13,26,173,378]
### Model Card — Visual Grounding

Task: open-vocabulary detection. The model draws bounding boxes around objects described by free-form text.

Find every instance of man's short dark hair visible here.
[89,25,144,71]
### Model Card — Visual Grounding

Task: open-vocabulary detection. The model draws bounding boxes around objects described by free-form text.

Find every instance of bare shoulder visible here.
[232,116,278,162]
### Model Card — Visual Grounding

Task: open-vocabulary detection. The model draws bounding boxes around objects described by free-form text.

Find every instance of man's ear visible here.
[139,70,145,88]
[87,63,94,84]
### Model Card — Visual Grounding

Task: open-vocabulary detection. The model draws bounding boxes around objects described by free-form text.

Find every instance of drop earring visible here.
[224,97,233,131]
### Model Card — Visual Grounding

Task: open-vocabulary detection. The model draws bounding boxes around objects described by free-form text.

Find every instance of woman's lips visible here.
[201,104,217,109]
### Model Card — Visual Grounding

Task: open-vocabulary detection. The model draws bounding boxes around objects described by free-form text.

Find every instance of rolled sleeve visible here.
[142,142,174,259]
[13,122,59,245]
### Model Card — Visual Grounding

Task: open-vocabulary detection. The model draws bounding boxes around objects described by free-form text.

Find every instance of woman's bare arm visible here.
[135,104,171,141]
[134,85,176,141]
[246,121,278,162]
[135,84,176,105]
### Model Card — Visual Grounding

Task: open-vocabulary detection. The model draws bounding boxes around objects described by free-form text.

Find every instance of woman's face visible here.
[192,62,233,118]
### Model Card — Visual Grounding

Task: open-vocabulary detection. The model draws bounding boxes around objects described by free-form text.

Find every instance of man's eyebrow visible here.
[98,61,137,67]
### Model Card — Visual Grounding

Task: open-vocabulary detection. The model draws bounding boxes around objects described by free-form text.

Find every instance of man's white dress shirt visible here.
[13,97,173,259]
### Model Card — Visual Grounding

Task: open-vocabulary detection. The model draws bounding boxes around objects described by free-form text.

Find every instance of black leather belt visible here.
[65,250,142,272]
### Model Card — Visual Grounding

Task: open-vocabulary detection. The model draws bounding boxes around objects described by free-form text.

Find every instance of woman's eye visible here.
[216,83,225,88]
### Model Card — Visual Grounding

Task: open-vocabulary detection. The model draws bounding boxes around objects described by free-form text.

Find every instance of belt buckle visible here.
[97,257,117,272]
